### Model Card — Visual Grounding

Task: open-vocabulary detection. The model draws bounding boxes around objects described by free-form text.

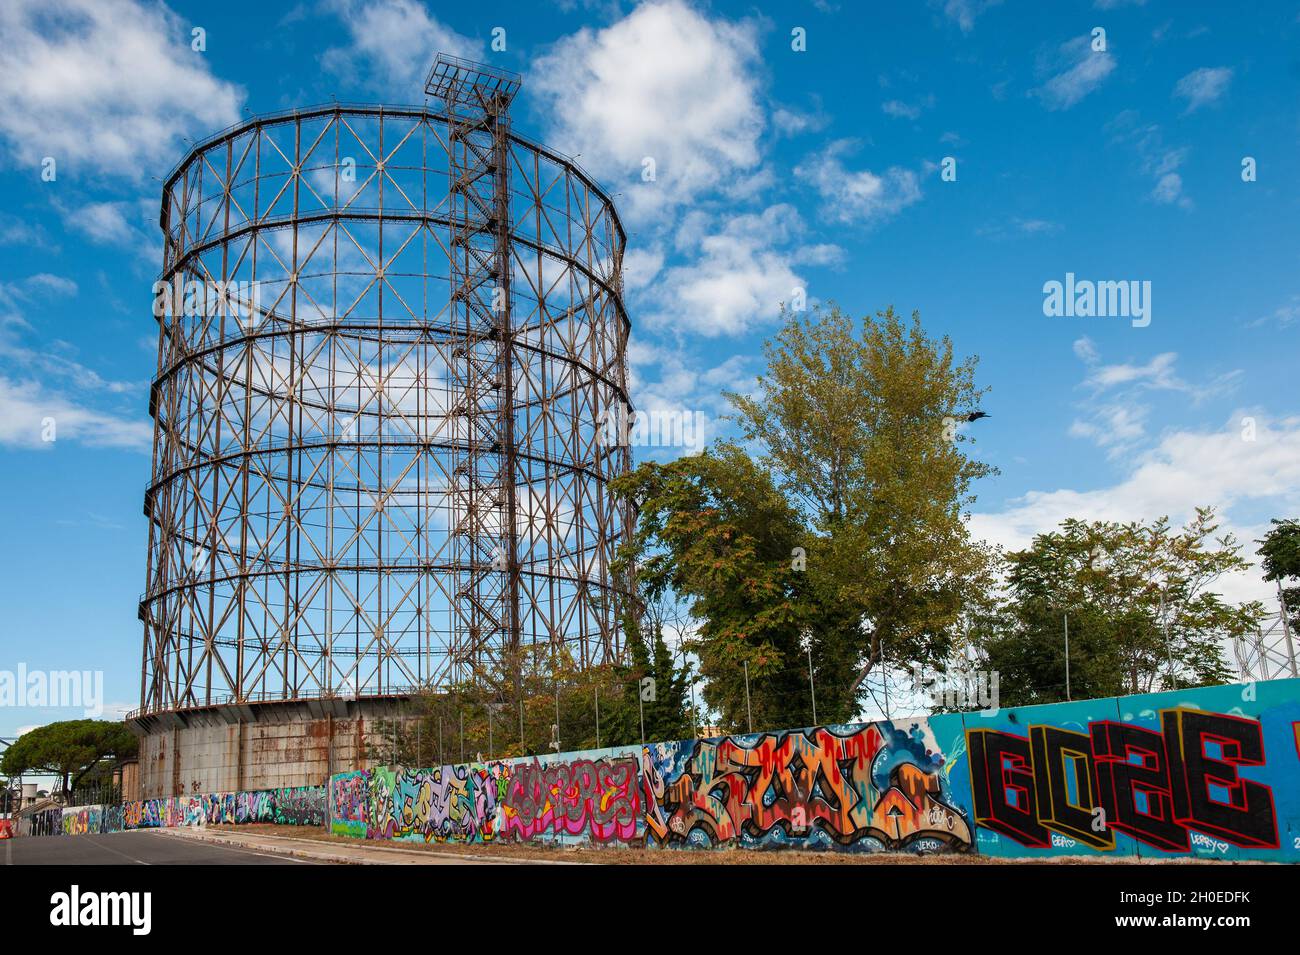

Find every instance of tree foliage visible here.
[613,305,998,730]
[1257,518,1300,630]
[728,305,998,679]
[0,720,138,797]
[372,623,693,765]
[979,508,1259,704]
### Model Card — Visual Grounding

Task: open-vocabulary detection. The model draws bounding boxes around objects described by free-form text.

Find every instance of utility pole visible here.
[807,644,817,726]
[689,672,699,739]
[1160,595,1176,687]
[554,687,561,753]
[1064,612,1071,701]
[637,681,645,745]
[742,660,753,733]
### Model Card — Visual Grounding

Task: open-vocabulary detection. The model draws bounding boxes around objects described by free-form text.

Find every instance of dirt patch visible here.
[209,824,1243,865]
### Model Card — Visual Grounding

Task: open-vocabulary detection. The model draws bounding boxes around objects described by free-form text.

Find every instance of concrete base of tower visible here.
[126,695,410,799]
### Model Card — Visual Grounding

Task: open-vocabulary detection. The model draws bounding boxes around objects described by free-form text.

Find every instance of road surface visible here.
[4,830,321,865]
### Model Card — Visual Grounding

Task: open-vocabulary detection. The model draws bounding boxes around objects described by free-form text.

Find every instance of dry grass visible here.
[211,824,1247,865]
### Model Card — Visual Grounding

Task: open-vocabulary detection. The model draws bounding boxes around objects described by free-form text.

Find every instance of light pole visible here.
[742,660,753,733]
[807,643,818,726]
[1064,612,1071,701]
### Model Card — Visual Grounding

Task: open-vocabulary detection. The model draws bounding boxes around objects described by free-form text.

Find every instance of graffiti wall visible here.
[59,804,124,836]
[32,678,1300,861]
[355,747,643,846]
[329,771,369,838]
[643,718,971,851]
[330,678,1300,860]
[951,679,1300,861]
[115,786,325,831]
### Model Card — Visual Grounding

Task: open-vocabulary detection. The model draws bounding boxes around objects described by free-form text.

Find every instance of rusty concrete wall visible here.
[119,759,140,802]
[132,700,399,799]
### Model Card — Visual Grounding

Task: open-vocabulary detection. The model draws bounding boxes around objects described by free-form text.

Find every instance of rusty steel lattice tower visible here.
[135,55,633,738]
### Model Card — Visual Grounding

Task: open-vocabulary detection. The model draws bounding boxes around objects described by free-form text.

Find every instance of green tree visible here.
[0,720,137,799]
[1257,518,1300,632]
[613,443,826,731]
[371,625,693,765]
[597,600,693,746]
[981,508,1258,703]
[726,305,997,704]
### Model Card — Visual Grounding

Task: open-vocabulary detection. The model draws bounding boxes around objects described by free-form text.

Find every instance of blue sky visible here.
[1,0,1298,738]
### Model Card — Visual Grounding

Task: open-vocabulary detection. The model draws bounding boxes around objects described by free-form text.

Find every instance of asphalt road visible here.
[3,830,322,865]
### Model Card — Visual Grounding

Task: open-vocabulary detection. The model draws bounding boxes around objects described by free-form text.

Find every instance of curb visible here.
[158,826,586,865]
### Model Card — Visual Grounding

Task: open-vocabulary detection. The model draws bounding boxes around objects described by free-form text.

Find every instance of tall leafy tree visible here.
[613,443,821,731]
[724,305,998,695]
[981,508,1258,703]
[597,602,693,746]
[1257,518,1300,633]
[0,720,138,799]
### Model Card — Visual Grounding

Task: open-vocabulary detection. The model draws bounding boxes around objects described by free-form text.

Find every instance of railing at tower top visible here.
[425,54,521,114]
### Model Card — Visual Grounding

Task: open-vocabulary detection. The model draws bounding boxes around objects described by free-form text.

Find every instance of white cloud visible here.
[1033,35,1116,111]
[772,105,828,137]
[1248,295,1300,330]
[1075,339,1238,402]
[320,0,481,100]
[638,205,806,337]
[626,340,756,458]
[794,140,923,227]
[23,274,78,297]
[1069,403,1148,452]
[1108,112,1193,209]
[530,0,765,223]
[1068,339,1240,458]
[1082,350,1183,391]
[972,415,1300,604]
[0,376,150,450]
[882,100,921,120]
[938,0,1003,33]
[1174,67,1233,113]
[976,217,1062,240]
[0,280,147,450]
[882,94,934,120]
[623,246,666,293]
[52,199,159,265]
[65,202,135,245]
[0,0,243,178]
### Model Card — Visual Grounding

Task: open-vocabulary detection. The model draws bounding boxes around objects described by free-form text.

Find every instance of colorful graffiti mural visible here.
[356,750,642,845]
[329,771,369,838]
[954,679,1300,860]
[503,756,640,843]
[643,720,969,852]
[328,678,1299,860]
[29,679,1300,861]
